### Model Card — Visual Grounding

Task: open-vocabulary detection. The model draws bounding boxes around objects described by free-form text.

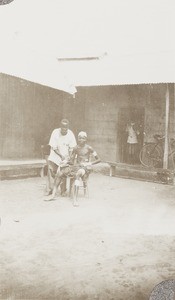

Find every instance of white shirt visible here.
[127,125,138,144]
[48,128,76,165]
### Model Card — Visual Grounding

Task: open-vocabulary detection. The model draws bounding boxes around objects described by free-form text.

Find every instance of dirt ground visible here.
[1,173,175,300]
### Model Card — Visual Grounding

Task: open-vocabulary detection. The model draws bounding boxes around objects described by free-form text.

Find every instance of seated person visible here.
[70,131,100,186]
[45,131,100,205]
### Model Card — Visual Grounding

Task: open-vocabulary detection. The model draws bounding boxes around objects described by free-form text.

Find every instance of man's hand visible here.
[60,159,69,168]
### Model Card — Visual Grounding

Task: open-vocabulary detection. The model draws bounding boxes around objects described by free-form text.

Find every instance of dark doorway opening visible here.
[118,107,145,164]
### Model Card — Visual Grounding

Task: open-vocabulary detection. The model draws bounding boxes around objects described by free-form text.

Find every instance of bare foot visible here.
[44,189,52,196]
[61,192,67,197]
[44,194,56,201]
[73,200,79,207]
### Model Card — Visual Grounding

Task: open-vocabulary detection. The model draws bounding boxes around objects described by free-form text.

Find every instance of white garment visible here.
[127,125,138,144]
[48,128,76,165]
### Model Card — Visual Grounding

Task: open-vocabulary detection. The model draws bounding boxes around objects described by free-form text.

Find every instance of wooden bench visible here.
[106,161,175,185]
[106,161,119,177]
[0,159,46,180]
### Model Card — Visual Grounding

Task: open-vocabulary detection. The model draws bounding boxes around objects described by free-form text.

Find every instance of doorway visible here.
[118,106,145,164]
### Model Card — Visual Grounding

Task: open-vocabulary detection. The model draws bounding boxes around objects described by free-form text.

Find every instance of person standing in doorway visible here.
[126,120,140,164]
[47,119,76,196]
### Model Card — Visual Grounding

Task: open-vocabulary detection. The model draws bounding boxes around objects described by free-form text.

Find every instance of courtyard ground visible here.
[0,173,175,300]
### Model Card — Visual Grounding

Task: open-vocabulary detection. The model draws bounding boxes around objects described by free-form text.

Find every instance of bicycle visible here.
[139,134,175,169]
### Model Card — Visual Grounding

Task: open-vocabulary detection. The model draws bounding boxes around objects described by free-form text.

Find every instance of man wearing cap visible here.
[69,131,101,206]
[70,131,100,175]
[47,119,76,196]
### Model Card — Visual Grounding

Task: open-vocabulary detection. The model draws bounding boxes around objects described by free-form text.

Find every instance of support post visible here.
[163,84,170,169]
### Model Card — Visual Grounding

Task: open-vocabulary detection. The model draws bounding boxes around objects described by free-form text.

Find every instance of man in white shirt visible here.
[47,119,76,196]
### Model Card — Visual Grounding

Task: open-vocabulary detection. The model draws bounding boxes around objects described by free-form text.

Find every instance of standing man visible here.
[47,119,76,196]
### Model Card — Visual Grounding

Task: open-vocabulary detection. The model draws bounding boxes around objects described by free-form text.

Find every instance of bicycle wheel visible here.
[139,143,162,168]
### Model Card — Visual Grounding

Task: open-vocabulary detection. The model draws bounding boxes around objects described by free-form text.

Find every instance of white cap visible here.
[78,131,87,138]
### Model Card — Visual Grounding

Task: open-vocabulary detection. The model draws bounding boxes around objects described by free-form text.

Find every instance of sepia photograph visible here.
[0,0,175,299]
